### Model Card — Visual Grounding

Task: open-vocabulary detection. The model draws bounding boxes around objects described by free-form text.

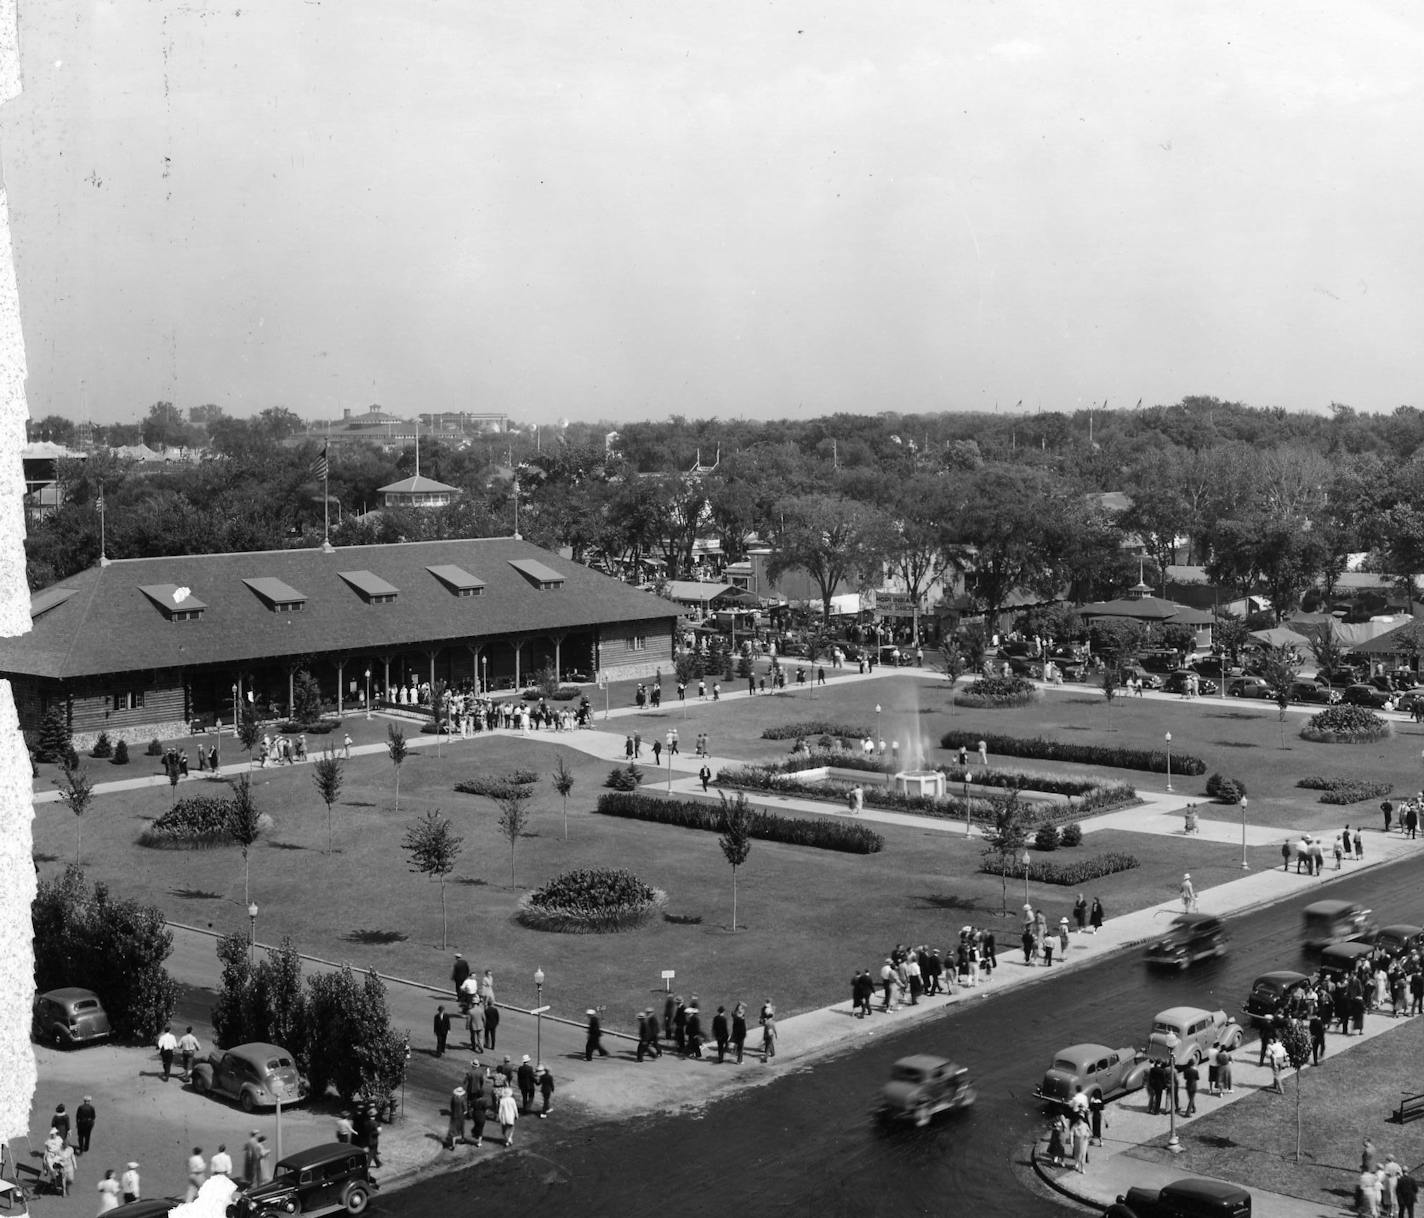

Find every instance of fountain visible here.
[887,703,947,798]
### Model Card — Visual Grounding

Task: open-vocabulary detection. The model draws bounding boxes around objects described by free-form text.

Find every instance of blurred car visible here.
[1108,1178,1252,1218]
[877,1055,976,1126]
[1341,684,1391,708]
[1302,899,1376,951]
[1375,924,1424,957]
[191,1042,309,1113]
[1140,649,1182,674]
[1226,676,1272,699]
[1001,653,1044,678]
[1034,1042,1150,1106]
[1319,940,1378,982]
[1287,679,1338,704]
[1163,670,1218,697]
[1144,914,1228,970]
[1117,665,1164,690]
[1241,970,1311,1028]
[1147,1007,1244,1066]
[227,1142,377,1218]
[109,1200,186,1218]
[32,987,111,1048]
[1319,666,1365,688]
[1395,691,1424,716]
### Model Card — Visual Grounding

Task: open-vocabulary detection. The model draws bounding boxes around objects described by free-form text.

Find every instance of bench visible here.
[1394,1092,1424,1123]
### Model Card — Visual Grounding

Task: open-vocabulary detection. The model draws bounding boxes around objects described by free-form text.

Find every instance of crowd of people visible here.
[631,995,778,1065]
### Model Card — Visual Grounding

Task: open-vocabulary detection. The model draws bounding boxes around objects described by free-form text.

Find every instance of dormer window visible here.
[427,564,485,597]
[339,570,399,604]
[243,577,308,613]
[139,584,208,622]
[508,558,565,591]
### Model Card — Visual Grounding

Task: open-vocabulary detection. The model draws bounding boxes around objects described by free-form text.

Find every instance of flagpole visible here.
[98,480,109,566]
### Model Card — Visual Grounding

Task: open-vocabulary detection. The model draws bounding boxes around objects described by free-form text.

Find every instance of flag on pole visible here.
[310,442,329,482]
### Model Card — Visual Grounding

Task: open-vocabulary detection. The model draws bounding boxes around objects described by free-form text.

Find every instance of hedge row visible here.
[940,730,1206,776]
[762,721,871,742]
[454,770,542,798]
[940,764,1136,803]
[594,792,883,854]
[977,849,1140,886]
[1297,778,1394,805]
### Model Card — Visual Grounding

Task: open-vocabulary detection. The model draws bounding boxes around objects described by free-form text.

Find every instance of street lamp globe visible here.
[534,967,544,988]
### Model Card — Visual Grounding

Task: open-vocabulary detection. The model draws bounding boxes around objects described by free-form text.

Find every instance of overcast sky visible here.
[1,1,1420,427]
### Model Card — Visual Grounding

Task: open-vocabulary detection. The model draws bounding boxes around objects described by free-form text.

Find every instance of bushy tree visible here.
[304,965,406,1105]
[1277,1018,1313,1163]
[717,792,753,931]
[210,931,255,1048]
[112,740,129,765]
[90,731,113,759]
[292,669,322,723]
[237,700,261,767]
[35,706,71,763]
[32,865,178,1041]
[211,935,308,1061]
[983,793,1032,915]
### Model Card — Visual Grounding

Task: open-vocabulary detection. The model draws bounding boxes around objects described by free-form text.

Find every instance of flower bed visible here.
[454,770,541,798]
[594,792,884,854]
[138,795,272,849]
[1296,776,1393,805]
[762,720,870,742]
[1300,705,1392,744]
[952,675,1038,709]
[516,867,666,933]
[977,850,1140,886]
[940,730,1206,776]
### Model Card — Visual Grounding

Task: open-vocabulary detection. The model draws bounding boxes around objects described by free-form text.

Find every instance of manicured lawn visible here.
[33,675,1424,1030]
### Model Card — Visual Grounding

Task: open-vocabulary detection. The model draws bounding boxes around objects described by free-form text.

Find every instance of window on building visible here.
[113,689,144,711]
[631,635,647,651]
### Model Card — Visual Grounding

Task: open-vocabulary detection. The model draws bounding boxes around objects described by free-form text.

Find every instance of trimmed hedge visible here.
[112,740,130,765]
[978,849,1140,886]
[953,675,1038,709]
[1060,822,1083,847]
[1301,705,1392,744]
[517,866,665,933]
[942,764,1136,805]
[138,795,271,848]
[276,720,340,735]
[1295,777,1393,805]
[762,721,870,742]
[1034,823,1060,851]
[940,730,1206,776]
[520,685,582,702]
[455,770,542,798]
[595,791,883,853]
[1205,773,1247,803]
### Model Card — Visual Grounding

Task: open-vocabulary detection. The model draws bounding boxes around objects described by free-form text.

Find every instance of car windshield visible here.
[1152,1021,1184,1036]
[73,1000,100,1012]
[891,1064,928,1083]
[1252,980,1282,997]
[267,1056,293,1070]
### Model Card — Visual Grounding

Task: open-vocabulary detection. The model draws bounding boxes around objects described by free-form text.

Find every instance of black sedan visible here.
[1341,684,1391,708]
[1163,670,1218,696]
[1226,676,1272,699]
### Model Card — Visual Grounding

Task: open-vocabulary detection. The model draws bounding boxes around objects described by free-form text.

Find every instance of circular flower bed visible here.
[1300,705,1392,744]
[953,675,1038,709]
[517,867,667,933]
[138,796,274,849]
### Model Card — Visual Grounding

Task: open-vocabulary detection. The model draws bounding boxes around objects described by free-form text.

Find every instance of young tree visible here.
[1258,643,1304,749]
[1277,1018,1313,1163]
[53,759,95,865]
[237,699,262,769]
[495,783,533,886]
[551,755,575,841]
[804,632,829,700]
[1101,668,1120,707]
[717,792,754,932]
[402,809,464,950]
[939,641,968,692]
[311,749,344,852]
[227,774,263,906]
[386,724,408,813]
[982,793,1032,915]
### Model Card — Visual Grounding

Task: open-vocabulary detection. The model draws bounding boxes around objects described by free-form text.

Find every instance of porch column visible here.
[510,637,526,690]
[335,657,346,715]
[548,631,567,682]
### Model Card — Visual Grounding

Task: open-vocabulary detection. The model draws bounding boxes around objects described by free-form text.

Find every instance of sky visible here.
[0,1,1421,428]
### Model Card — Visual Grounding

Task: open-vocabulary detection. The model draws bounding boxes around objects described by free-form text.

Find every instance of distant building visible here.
[418,411,507,435]
[377,474,459,510]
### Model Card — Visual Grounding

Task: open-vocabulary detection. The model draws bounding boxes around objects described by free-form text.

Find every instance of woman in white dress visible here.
[496,1083,519,1147]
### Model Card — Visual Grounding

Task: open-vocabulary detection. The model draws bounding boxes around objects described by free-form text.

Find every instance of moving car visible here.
[1226,676,1272,699]
[1376,924,1424,957]
[1241,971,1311,1027]
[1034,1043,1150,1106]
[1302,899,1376,951]
[1140,649,1183,674]
[1287,679,1338,704]
[227,1143,377,1217]
[1117,665,1164,690]
[191,1042,309,1113]
[1107,1178,1252,1218]
[1144,914,1228,969]
[109,1200,187,1218]
[32,987,111,1048]
[1318,666,1365,688]
[877,1055,976,1126]
[1147,1007,1244,1066]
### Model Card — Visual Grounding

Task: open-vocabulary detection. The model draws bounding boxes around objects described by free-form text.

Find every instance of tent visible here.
[1249,626,1312,650]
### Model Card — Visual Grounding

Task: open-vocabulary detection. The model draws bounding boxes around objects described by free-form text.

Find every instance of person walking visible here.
[537,1065,554,1117]
[1090,897,1104,934]
[585,1008,609,1059]
[1181,1058,1199,1115]
[517,1056,537,1112]
[698,764,712,792]
[208,1145,232,1178]
[451,953,471,1002]
[363,1105,383,1167]
[496,1082,519,1147]
[433,1005,451,1057]
[444,1086,466,1150]
[1383,1153,1404,1218]
[1355,827,1365,860]
[761,1011,778,1063]
[96,1168,121,1214]
[342,732,352,759]
[51,1103,71,1145]
[75,1096,96,1154]
[732,1001,748,1064]
[120,1163,140,1205]
[156,1026,177,1082]
[184,1148,207,1202]
[243,1131,269,1184]
[712,1005,730,1061]
[468,1078,489,1148]
[1397,1170,1418,1218]
[1045,1112,1068,1167]
[1073,894,1088,932]
[175,1027,201,1082]
[483,1002,500,1051]
[1310,1012,1326,1065]
[1180,873,1196,912]
[1070,1111,1091,1173]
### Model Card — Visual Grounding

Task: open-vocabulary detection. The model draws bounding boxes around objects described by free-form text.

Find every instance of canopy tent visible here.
[1249,626,1312,650]
[1078,597,1215,626]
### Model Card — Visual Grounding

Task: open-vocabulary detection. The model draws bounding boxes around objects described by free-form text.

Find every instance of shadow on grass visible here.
[664,912,703,925]
[451,876,488,886]
[918,892,1012,917]
[267,841,309,851]
[1213,740,1259,749]
[33,851,59,863]
[344,928,408,945]
[345,800,377,808]
[170,887,223,900]
[1206,711,1263,720]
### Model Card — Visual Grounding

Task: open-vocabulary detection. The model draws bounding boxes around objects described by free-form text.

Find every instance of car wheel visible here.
[193,1071,211,1094]
[51,1028,67,1049]
[913,1101,931,1128]
[240,1090,257,1113]
[1177,958,1189,971]
[1228,688,1241,697]
[343,1184,370,1214]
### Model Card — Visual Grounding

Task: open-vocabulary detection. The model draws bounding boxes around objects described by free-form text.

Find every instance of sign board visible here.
[531,1005,551,1015]
[660,970,676,979]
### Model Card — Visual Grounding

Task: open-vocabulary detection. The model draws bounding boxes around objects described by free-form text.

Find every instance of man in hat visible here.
[636,1009,656,1061]
[121,1162,141,1205]
[517,1055,537,1112]
[585,1009,609,1059]
[433,1004,450,1057]
[537,1065,555,1117]
[450,953,470,1002]
[75,1096,96,1154]
[445,1085,466,1149]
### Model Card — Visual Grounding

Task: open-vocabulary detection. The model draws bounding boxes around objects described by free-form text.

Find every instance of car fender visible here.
[1121,1060,1152,1093]
[192,1063,215,1092]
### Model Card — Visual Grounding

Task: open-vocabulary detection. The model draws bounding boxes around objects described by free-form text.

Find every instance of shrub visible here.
[978,849,1139,886]
[1301,778,1393,805]
[1034,823,1060,851]
[1060,821,1083,847]
[953,675,1038,708]
[605,764,645,791]
[762,721,871,742]
[90,731,113,759]
[517,866,666,933]
[1301,705,1392,744]
[276,720,339,735]
[35,707,72,764]
[595,792,884,853]
[1205,773,1247,803]
[112,740,129,765]
[146,739,163,757]
[64,747,79,770]
[454,770,543,798]
[940,730,1206,776]
[521,685,581,701]
[138,794,263,848]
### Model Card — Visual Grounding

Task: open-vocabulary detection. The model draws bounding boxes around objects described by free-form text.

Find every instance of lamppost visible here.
[365,668,372,720]
[1239,797,1249,870]
[247,902,259,965]
[1165,732,1173,792]
[963,772,973,838]
[481,655,488,697]
[1157,1030,1183,1153]
[232,683,239,740]
[533,968,546,1066]
[1022,850,1031,906]
[875,704,882,762]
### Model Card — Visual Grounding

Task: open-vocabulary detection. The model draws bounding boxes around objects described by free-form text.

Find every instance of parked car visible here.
[1318,940,1378,983]
[1241,970,1311,1027]
[1144,914,1228,969]
[1000,653,1044,678]
[877,1055,976,1126]
[1341,684,1391,708]
[226,1143,377,1217]
[1117,665,1164,690]
[190,1042,309,1113]
[1319,666,1364,688]
[1034,1043,1150,1106]
[1226,676,1272,699]
[1376,924,1424,957]
[32,987,111,1048]
[1107,1178,1252,1218]
[1287,679,1338,704]
[109,1200,187,1218]
[1146,1007,1244,1066]
[1302,899,1376,951]
[1395,691,1424,716]
[1163,670,1218,697]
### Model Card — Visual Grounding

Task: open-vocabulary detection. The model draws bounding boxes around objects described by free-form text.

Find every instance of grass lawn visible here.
[1131,1014,1424,1197]
[34,676,1424,1030]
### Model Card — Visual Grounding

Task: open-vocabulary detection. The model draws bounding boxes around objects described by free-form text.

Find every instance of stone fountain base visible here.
[893,769,946,799]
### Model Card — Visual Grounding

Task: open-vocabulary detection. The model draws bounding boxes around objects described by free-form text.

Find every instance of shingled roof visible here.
[3,537,682,681]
